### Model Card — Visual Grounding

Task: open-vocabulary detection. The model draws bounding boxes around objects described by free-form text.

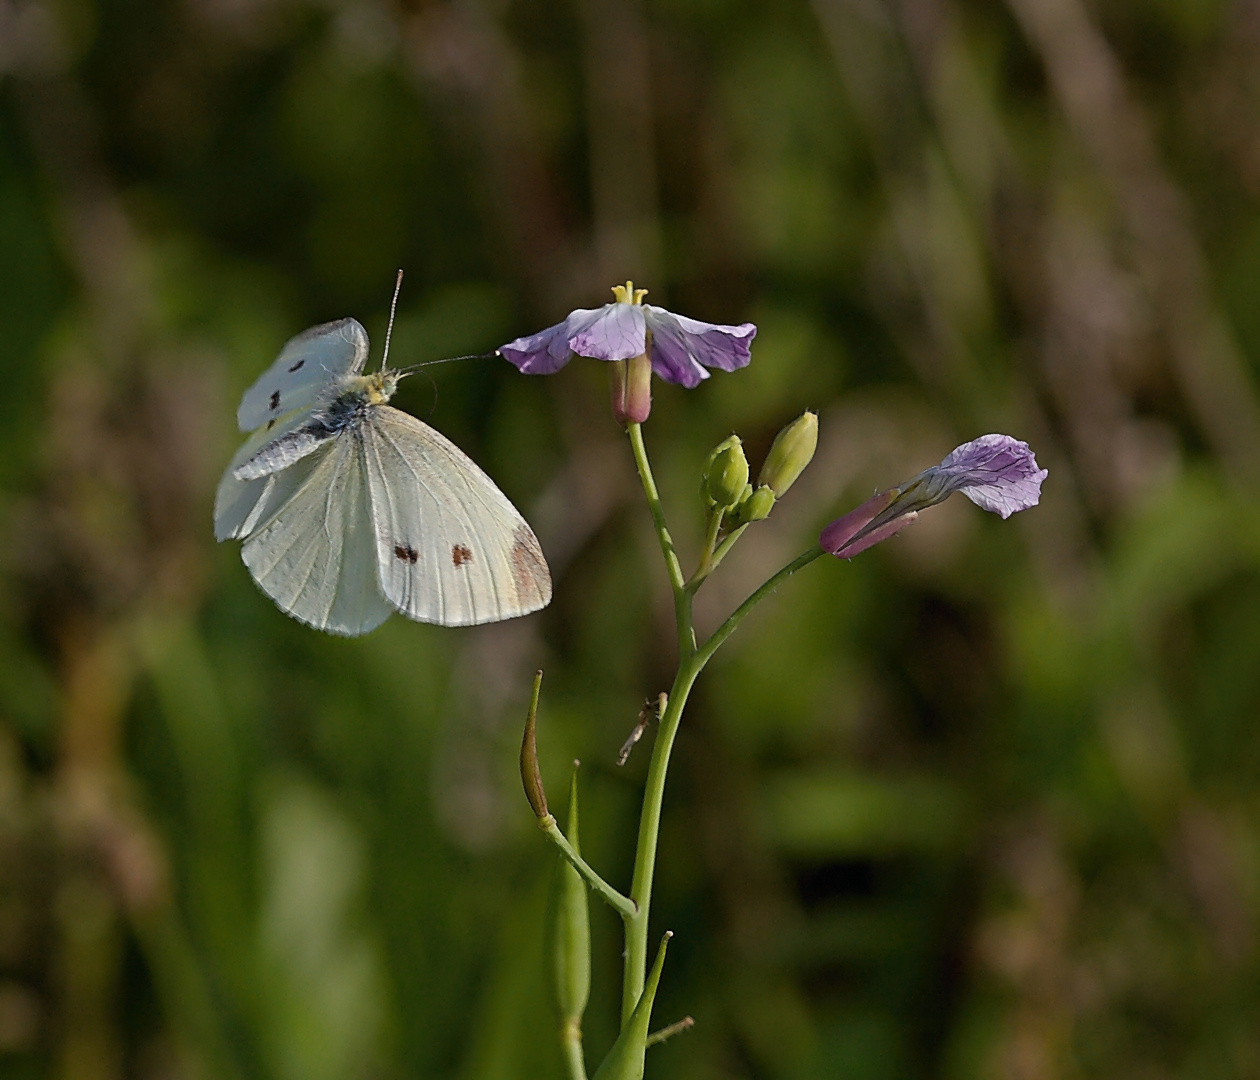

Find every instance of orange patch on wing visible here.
[509,525,552,607]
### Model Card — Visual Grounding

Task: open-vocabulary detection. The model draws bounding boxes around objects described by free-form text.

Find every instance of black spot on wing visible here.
[269,390,281,411]
[288,359,305,372]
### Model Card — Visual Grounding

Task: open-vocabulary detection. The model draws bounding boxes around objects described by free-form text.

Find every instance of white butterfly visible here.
[215,317,552,635]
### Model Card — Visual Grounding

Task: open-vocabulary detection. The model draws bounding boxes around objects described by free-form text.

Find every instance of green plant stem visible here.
[620,656,700,1023]
[621,422,827,1028]
[621,546,826,1021]
[694,547,826,669]
[562,1020,588,1080]
[707,522,749,575]
[686,508,725,590]
[627,422,694,657]
[540,816,637,919]
[686,521,749,594]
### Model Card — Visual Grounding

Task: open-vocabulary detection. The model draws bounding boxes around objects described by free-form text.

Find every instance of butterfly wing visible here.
[361,407,552,626]
[236,318,369,433]
[237,430,394,636]
[214,410,326,541]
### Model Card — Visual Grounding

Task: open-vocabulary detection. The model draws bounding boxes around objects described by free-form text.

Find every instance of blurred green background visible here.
[4,0,1260,1076]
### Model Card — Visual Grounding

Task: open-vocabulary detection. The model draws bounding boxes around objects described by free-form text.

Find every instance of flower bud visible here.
[737,484,776,524]
[758,411,818,497]
[609,351,652,425]
[704,435,749,510]
[819,488,918,558]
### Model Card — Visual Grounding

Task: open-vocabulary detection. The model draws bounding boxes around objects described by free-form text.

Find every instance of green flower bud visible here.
[704,435,749,510]
[758,410,818,497]
[737,484,776,524]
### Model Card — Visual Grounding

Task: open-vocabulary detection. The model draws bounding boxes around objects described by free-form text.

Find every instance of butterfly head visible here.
[362,368,403,405]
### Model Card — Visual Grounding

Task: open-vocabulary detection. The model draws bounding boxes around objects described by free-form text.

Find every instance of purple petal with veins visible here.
[819,433,1046,559]
[568,303,647,361]
[645,306,756,387]
[499,319,578,374]
[930,434,1047,518]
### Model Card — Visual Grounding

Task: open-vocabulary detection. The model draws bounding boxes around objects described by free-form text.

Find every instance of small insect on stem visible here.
[617,692,667,766]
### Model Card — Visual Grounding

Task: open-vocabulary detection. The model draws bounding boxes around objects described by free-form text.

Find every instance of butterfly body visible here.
[216,318,551,635]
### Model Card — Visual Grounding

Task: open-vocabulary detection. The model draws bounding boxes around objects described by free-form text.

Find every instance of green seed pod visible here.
[555,765,591,1044]
[704,436,750,510]
[520,672,549,819]
[758,411,818,497]
[591,932,673,1080]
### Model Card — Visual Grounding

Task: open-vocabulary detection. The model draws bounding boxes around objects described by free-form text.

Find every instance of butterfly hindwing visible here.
[239,432,394,636]
[360,407,552,627]
[236,318,369,433]
[214,408,322,541]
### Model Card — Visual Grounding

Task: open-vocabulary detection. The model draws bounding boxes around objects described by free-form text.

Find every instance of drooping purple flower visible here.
[499,282,756,390]
[821,434,1047,558]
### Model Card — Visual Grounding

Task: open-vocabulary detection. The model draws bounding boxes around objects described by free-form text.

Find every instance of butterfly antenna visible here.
[381,268,404,371]
[398,351,500,375]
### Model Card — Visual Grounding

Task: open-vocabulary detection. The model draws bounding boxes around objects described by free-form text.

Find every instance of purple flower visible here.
[499,282,756,390]
[821,434,1047,558]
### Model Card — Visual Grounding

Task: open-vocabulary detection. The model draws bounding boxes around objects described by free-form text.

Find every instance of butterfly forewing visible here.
[239,433,394,635]
[361,407,552,627]
[236,318,369,433]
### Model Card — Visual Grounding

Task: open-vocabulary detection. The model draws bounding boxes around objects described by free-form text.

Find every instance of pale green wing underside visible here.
[238,434,394,636]
[217,398,552,634]
[214,408,317,541]
[236,318,368,433]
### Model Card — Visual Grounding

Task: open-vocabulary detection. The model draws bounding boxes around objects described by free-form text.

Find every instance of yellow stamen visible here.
[611,281,649,305]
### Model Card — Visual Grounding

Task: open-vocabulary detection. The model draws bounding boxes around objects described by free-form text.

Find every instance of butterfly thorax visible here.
[318,370,400,431]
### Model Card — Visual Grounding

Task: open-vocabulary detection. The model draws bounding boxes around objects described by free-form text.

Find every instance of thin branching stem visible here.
[540,816,638,919]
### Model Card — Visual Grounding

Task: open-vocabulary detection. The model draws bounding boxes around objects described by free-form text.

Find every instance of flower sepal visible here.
[610,351,653,425]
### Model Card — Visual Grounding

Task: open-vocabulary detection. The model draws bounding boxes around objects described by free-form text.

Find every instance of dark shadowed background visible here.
[3,0,1260,1076]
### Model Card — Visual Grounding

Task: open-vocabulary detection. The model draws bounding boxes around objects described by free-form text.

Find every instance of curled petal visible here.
[644,306,756,388]
[933,434,1047,518]
[820,433,1046,560]
[568,303,647,361]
